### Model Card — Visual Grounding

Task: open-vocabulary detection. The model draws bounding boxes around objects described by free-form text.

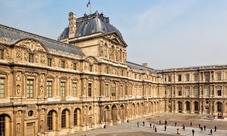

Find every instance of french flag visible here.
[86,0,90,7]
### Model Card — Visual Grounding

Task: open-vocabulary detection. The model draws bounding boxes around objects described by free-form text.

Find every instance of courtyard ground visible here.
[67,113,227,136]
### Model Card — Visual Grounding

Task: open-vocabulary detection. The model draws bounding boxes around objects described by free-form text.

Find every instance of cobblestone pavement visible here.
[66,113,227,136]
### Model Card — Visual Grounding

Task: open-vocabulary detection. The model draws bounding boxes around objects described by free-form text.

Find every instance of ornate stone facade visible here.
[0,11,226,136]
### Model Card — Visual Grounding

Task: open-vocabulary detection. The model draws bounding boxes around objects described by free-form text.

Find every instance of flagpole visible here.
[90,0,91,14]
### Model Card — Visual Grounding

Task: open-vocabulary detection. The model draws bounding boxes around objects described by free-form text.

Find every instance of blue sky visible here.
[0,0,227,69]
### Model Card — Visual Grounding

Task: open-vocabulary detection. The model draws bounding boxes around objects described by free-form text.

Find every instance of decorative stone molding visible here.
[0,36,14,45]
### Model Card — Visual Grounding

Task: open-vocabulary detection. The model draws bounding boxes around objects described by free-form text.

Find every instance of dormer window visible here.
[89,65,93,72]
[61,60,65,68]
[73,63,77,70]
[48,58,52,66]
[29,53,34,63]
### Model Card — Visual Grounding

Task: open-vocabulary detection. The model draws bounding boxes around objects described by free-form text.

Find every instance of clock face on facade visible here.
[28,110,34,117]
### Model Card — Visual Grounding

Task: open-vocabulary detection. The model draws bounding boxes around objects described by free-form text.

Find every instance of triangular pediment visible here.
[104,32,127,47]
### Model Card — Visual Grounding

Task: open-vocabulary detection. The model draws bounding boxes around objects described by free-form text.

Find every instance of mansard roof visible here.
[0,24,85,56]
[126,61,157,74]
[58,11,123,41]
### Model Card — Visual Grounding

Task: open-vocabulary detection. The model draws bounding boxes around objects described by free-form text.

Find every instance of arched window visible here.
[0,114,5,136]
[217,102,222,112]
[61,110,66,128]
[186,101,190,111]
[74,109,78,126]
[194,102,199,111]
[47,111,53,130]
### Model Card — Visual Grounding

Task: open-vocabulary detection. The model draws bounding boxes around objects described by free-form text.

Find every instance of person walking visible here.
[143,121,145,126]
[182,124,185,131]
[199,124,200,128]
[175,122,177,127]
[155,127,157,132]
[204,125,206,130]
[150,123,152,128]
[214,126,217,132]
[210,129,213,135]
[164,125,167,131]
[192,129,195,136]
[190,121,192,126]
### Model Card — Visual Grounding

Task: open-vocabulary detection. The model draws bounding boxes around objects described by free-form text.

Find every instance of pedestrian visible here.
[150,123,152,128]
[190,121,192,126]
[192,129,195,136]
[199,124,200,128]
[214,126,217,132]
[155,127,157,132]
[137,122,139,127]
[143,121,145,126]
[153,124,155,129]
[175,122,177,127]
[159,120,161,125]
[164,125,167,131]
[165,120,167,125]
[200,126,203,131]
[182,124,185,131]
[204,125,206,130]
[177,128,180,134]
[210,129,213,135]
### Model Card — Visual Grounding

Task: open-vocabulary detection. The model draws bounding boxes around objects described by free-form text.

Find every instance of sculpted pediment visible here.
[104,33,126,47]
[15,39,47,53]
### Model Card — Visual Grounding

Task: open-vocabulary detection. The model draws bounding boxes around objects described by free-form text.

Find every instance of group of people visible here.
[137,120,218,135]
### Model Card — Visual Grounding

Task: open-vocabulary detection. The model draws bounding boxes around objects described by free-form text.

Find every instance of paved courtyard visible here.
[67,113,227,136]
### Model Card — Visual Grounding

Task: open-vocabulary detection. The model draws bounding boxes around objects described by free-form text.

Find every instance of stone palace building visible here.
[0,11,226,136]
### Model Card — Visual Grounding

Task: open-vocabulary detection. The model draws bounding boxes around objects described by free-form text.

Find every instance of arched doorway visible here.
[104,106,110,125]
[73,108,81,127]
[0,114,11,136]
[111,105,117,124]
[120,105,125,122]
[194,101,199,113]
[178,101,182,113]
[186,101,190,113]
[217,102,223,115]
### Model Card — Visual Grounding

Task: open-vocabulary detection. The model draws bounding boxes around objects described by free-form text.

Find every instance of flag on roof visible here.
[86,0,90,7]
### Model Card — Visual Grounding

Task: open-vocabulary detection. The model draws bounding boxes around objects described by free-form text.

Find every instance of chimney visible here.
[142,63,148,67]
[68,12,76,39]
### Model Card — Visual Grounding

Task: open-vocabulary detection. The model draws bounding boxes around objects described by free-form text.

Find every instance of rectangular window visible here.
[205,88,210,96]
[0,78,5,98]
[205,73,210,81]
[178,75,182,82]
[60,82,65,97]
[186,88,190,96]
[105,84,108,97]
[217,73,221,81]
[186,74,190,81]
[120,85,123,97]
[61,60,65,68]
[29,54,34,63]
[46,81,52,98]
[73,63,77,70]
[0,50,4,60]
[111,83,116,97]
[194,87,198,96]
[217,89,221,96]
[27,79,34,98]
[168,75,171,82]
[168,88,172,96]
[194,74,198,81]
[89,65,93,72]
[72,82,77,97]
[178,88,182,96]
[48,58,52,66]
[88,83,92,97]
[217,88,222,96]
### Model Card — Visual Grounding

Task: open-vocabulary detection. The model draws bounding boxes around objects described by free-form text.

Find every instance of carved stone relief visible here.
[16,40,45,52]
[16,49,22,60]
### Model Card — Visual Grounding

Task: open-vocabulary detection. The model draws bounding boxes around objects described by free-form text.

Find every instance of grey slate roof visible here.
[126,61,157,74]
[58,11,123,40]
[0,24,85,56]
